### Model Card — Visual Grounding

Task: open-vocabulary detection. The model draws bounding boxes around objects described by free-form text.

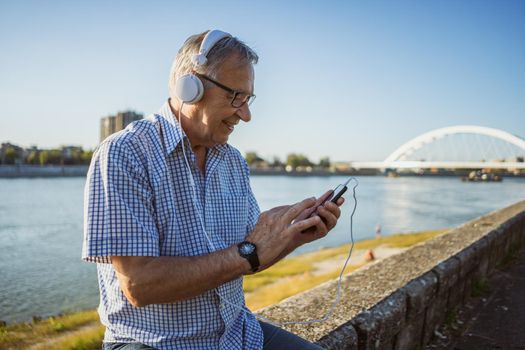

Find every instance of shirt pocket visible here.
[206,192,249,248]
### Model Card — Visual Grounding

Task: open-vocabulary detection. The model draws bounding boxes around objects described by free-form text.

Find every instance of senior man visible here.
[83,30,344,350]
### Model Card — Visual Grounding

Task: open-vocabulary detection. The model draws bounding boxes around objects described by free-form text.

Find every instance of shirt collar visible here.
[156,100,230,157]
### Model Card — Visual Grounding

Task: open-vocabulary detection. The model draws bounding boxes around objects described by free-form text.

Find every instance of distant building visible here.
[61,145,84,165]
[61,146,83,158]
[0,142,26,165]
[100,111,143,142]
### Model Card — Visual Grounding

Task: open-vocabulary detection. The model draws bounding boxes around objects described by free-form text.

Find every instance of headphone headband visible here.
[175,29,232,104]
[192,30,232,66]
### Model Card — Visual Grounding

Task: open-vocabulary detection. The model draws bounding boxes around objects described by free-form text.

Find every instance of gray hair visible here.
[168,30,259,98]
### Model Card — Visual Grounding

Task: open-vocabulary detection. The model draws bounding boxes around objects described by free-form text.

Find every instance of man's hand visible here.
[296,190,345,237]
[245,198,319,271]
[246,193,344,272]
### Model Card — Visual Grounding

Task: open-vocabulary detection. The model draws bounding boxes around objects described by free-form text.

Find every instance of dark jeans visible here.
[102,321,325,349]
[103,343,156,350]
[260,321,325,350]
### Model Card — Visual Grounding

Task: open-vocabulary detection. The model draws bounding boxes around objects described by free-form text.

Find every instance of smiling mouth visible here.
[223,121,237,132]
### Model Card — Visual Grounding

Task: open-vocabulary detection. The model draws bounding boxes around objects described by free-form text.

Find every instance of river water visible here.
[0,175,523,323]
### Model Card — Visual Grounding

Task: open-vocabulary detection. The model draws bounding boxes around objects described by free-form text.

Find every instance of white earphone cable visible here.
[178,102,218,253]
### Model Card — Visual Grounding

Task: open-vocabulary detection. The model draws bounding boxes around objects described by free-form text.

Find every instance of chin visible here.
[208,139,228,148]
[215,135,230,145]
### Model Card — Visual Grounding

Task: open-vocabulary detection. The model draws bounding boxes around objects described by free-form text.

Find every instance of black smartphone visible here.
[330,181,349,203]
[301,178,351,233]
[320,177,351,206]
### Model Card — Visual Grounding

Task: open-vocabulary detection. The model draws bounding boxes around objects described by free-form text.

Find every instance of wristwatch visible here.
[237,241,260,273]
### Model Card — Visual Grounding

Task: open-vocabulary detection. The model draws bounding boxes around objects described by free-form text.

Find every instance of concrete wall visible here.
[0,165,88,177]
[259,200,525,350]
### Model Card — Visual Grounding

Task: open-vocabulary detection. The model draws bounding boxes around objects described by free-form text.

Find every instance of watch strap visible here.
[237,241,260,273]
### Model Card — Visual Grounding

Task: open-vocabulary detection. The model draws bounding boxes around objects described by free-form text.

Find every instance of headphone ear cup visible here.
[175,74,204,104]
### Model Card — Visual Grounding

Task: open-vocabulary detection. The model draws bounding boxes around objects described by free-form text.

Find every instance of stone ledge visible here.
[258,200,525,349]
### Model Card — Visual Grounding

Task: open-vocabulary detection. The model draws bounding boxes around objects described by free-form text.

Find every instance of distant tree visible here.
[39,149,62,165]
[4,147,17,165]
[286,153,313,170]
[26,150,40,165]
[39,151,49,166]
[48,150,63,165]
[81,150,94,164]
[318,157,330,169]
[245,151,264,166]
[270,156,284,168]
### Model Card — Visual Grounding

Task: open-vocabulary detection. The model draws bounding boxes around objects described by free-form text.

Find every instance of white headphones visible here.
[174,30,232,104]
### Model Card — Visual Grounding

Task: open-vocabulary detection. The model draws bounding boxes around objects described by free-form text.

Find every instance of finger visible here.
[323,201,341,219]
[282,197,316,223]
[293,204,317,222]
[299,190,335,222]
[317,190,334,206]
[289,215,321,234]
[317,206,338,230]
[312,215,329,236]
[335,197,345,207]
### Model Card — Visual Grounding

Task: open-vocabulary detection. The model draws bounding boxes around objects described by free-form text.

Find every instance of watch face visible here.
[240,243,255,255]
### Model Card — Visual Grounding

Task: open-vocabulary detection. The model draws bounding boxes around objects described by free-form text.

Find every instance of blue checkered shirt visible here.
[82,102,263,349]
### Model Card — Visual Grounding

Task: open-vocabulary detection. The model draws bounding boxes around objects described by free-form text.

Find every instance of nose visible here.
[237,103,252,122]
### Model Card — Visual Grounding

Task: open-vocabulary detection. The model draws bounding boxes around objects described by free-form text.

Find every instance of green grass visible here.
[1,229,447,349]
[445,308,458,327]
[354,229,447,249]
[471,278,491,297]
[0,309,100,349]
[497,244,522,268]
[246,264,364,311]
[31,324,105,350]
[243,256,315,293]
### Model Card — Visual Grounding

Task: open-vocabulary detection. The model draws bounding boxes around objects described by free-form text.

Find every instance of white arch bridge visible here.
[350,125,525,170]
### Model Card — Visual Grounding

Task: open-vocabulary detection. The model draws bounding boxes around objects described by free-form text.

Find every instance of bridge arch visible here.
[384,125,525,163]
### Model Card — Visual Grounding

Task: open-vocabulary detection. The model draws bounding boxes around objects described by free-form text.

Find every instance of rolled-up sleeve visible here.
[82,140,159,263]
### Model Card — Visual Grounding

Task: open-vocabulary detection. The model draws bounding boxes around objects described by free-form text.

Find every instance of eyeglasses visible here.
[196,73,256,108]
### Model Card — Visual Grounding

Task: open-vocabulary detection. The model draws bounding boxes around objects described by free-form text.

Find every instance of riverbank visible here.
[0,165,88,177]
[2,165,523,178]
[0,165,357,178]
[0,229,446,350]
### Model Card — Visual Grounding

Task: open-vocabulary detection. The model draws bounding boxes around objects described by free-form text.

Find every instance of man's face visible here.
[189,54,254,148]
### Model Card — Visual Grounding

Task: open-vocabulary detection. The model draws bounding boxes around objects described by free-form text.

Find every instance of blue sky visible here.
[1,0,524,161]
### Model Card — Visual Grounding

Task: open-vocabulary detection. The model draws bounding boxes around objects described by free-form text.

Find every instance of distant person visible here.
[375,223,382,239]
[83,30,344,350]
